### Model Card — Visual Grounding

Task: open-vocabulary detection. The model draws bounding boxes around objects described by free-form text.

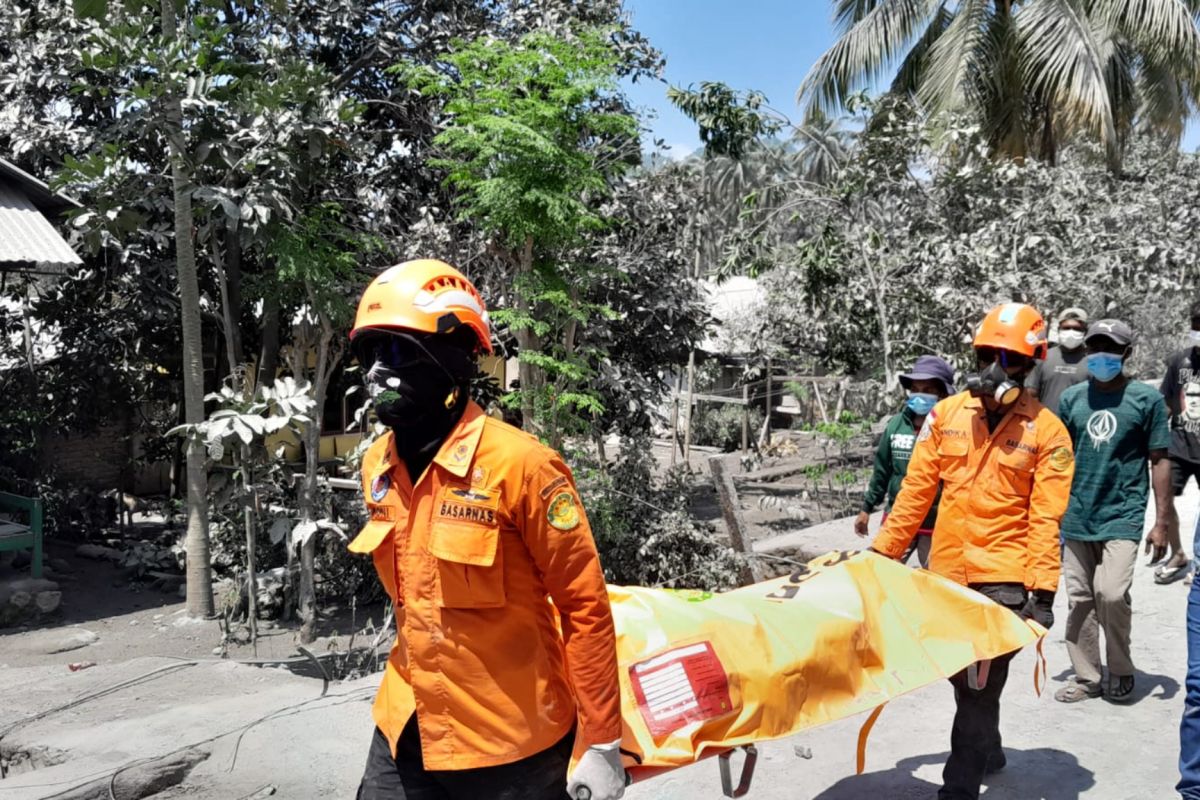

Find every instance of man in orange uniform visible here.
[870,303,1075,800]
[347,259,625,800]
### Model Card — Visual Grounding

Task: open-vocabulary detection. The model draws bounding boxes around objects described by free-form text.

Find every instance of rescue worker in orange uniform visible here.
[870,303,1075,800]
[347,259,625,800]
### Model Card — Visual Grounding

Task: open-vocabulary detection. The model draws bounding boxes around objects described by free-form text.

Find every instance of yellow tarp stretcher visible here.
[608,550,1044,787]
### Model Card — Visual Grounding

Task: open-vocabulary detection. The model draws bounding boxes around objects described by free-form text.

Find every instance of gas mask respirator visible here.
[966,351,1025,406]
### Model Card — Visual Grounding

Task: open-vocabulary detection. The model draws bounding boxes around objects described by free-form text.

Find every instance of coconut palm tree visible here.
[793,110,853,184]
[798,0,1200,171]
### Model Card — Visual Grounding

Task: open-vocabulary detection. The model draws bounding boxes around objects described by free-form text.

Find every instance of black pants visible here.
[1172,457,1200,496]
[939,583,1025,800]
[356,717,573,800]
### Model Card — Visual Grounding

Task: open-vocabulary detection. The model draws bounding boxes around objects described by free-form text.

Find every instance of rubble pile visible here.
[76,538,186,592]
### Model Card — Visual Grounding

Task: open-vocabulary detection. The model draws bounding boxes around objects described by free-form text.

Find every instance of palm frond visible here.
[977,6,1028,160]
[1096,0,1200,64]
[1018,0,1119,168]
[797,0,942,117]
[1104,41,1138,144]
[890,5,954,97]
[917,0,992,115]
[833,0,887,32]
[792,112,851,184]
[1136,52,1191,139]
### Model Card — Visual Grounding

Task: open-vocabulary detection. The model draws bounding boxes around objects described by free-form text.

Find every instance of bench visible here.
[0,491,43,578]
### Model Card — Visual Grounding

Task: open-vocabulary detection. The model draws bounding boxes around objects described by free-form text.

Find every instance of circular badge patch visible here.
[1049,446,1073,472]
[547,492,580,531]
[370,474,391,502]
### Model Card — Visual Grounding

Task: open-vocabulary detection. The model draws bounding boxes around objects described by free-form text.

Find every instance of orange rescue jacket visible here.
[871,391,1074,592]
[348,401,622,769]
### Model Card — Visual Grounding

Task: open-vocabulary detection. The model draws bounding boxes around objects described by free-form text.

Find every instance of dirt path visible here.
[0,538,387,670]
[1,487,1195,798]
[625,482,1200,800]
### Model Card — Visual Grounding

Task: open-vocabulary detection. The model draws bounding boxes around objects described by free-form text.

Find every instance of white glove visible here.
[566,741,626,800]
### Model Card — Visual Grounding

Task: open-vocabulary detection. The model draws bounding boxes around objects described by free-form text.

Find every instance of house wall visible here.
[39,419,129,490]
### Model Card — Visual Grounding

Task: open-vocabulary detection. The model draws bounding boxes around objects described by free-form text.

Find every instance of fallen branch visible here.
[51,748,208,800]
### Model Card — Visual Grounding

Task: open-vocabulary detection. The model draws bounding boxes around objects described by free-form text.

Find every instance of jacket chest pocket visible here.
[349,519,401,604]
[937,437,971,480]
[428,522,506,609]
[996,451,1036,497]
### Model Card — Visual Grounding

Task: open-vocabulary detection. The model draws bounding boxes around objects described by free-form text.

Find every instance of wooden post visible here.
[682,350,697,471]
[682,245,701,472]
[709,456,761,587]
[741,383,749,454]
[669,391,680,468]
[812,379,830,425]
[763,359,773,445]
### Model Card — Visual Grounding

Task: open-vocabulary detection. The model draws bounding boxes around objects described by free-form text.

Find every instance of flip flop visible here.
[1155,562,1191,585]
[1107,675,1135,704]
[1054,681,1102,703]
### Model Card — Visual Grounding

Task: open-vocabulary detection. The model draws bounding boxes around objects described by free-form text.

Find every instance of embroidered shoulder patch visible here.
[917,410,936,442]
[370,474,390,502]
[547,491,581,531]
[539,475,569,500]
[1049,446,1073,472]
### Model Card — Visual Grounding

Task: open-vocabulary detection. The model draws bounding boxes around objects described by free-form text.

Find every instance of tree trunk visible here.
[162,0,213,618]
[257,290,282,391]
[225,228,244,366]
[239,447,258,655]
[514,235,540,434]
[548,285,582,452]
[212,226,240,389]
[681,246,701,471]
[297,303,339,643]
[1041,105,1058,166]
[861,244,894,391]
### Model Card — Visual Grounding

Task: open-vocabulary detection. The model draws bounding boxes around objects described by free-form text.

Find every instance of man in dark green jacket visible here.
[855,355,955,567]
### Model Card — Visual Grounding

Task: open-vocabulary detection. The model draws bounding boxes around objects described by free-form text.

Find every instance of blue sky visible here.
[623,1,1200,156]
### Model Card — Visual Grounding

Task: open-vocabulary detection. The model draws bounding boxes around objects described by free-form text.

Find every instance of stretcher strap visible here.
[1033,635,1047,697]
[855,703,887,775]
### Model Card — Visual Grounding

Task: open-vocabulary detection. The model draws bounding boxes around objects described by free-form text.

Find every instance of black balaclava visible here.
[355,328,477,480]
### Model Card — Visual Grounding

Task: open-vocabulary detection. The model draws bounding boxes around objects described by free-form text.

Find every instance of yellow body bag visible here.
[608,550,1044,779]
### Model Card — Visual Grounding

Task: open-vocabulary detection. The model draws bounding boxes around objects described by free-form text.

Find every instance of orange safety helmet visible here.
[973,303,1048,360]
[350,259,492,354]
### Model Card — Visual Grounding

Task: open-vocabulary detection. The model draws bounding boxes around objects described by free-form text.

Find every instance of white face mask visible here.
[1058,330,1085,350]
[1187,330,1200,348]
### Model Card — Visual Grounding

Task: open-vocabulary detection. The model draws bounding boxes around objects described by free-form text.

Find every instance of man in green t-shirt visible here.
[1054,319,1173,705]
[854,355,955,567]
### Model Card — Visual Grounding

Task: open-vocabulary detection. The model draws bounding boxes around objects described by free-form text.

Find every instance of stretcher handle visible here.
[573,771,633,800]
[719,744,758,798]
[967,658,992,691]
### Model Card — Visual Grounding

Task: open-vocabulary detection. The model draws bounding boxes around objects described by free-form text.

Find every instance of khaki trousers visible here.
[1063,538,1138,685]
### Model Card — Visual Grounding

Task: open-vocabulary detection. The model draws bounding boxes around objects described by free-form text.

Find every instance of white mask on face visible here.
[1058,330,1085,350]
[1187,330,1200,348]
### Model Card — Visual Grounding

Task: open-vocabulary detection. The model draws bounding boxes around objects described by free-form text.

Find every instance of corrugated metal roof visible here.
[0,158,81,215]
[0,180,81,269]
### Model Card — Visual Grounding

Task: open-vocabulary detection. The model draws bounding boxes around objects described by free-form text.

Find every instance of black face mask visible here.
[364,359,461,429]
[356,331,475,433]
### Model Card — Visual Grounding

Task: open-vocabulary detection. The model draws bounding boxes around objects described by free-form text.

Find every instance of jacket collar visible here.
[961,390,1038,420]
[368,401,487,483]
[432,401,487,479]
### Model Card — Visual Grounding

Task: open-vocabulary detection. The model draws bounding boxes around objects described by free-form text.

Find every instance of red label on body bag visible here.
[628,641,733,737]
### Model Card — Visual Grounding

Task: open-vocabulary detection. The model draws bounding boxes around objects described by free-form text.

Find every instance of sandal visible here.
[1054,681,1102,703]
[1108,674,1135,704]
[1155,562,1191,585]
